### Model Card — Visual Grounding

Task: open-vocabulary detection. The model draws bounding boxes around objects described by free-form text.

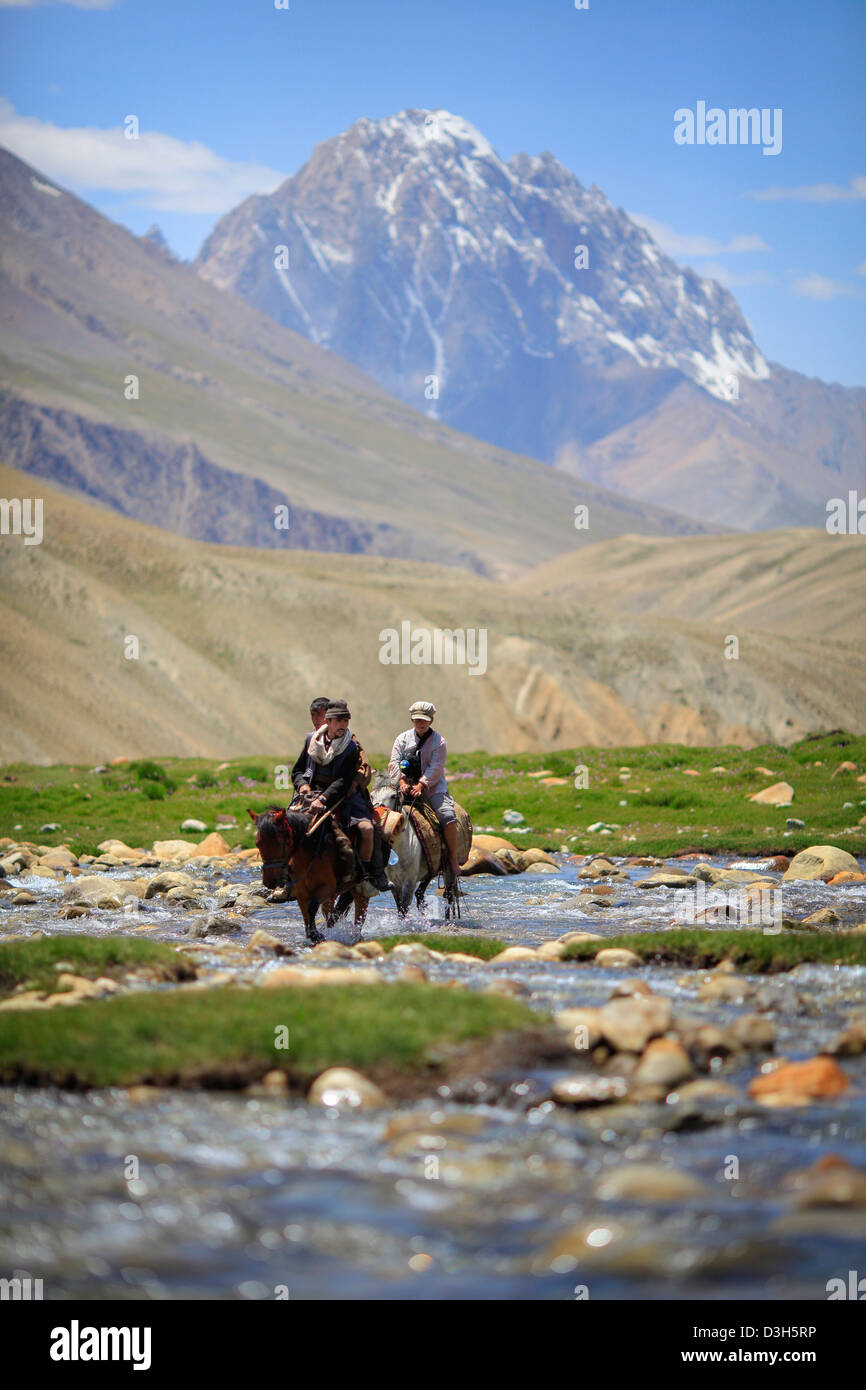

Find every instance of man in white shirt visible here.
[388,701,460,881]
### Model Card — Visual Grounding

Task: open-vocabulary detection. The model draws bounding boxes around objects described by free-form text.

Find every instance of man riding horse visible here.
[388,700,461,883]
[292,699,389,892]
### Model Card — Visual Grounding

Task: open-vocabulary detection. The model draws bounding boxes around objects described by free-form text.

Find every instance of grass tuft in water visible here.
[0,935,191,999]
[0,981,536,1089]
[561,929,866,972]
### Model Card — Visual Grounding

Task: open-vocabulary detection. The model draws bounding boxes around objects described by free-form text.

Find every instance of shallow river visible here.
[2,856,865,1300]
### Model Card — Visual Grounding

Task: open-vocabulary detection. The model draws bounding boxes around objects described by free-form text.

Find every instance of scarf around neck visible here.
[308,726,353,766]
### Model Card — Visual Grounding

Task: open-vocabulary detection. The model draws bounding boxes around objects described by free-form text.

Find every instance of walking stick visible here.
[307,796,346,836]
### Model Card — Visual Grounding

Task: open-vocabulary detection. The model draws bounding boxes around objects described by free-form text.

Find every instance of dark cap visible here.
[325,700,351,720]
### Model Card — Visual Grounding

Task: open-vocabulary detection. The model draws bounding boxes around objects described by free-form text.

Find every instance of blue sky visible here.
[1,0,864,385]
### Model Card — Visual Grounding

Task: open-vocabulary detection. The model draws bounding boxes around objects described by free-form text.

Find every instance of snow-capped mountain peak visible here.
[195,108,769,441]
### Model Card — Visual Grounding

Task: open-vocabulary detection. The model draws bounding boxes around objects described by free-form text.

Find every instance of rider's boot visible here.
[364,832,390,892]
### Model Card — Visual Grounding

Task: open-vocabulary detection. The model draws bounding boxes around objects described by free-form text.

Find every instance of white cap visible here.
[408,701,435,722]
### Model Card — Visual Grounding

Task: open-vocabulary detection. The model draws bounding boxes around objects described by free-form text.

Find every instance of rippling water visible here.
[1,856,865,1300]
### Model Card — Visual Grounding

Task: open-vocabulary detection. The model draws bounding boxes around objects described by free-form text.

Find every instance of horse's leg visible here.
[299,892,322,945]
[353,892,368,932]
[333,890,354,920]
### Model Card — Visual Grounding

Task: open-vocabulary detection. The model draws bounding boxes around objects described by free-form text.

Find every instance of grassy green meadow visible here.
[1,733,863,858]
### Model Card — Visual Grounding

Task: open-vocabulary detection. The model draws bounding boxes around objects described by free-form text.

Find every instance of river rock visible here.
[461,847,509,876]
[518,848,559,869]
[261,966,380,988]
[595,948,642,969]
[151,839,200,863]
[535,939,571,960]
[822,1018,866,1056]
[354,940,386,958]
[578,857,617,879]
[38,847,78,870]
[800,907,841,930]
[0,989,52,1011]
[144,872,201,899]
[729,1014,776,1050]
[748,781,794,805]
[487,946,538,965]
[749,1056,849,1106]
[596,996,672,1051]
[595,1162,708,1202]
[789,1158,866,1210]
[308,1067,387,1109]
[634,1038,693,1088]
[196,832,232,857]
[181,819,207,833]
[244,928,290,955]
[783,845,861,882]
[698,974,754,1003]
[555,1007,603,1050]
[637,872,698,889]
[827,871,866,885]
[552,1075,629,1106]
[95,839,146,863]
[557,931,603,945]
[670,1079,740,1103]
[471,833,521,855]
[312,940,359,960]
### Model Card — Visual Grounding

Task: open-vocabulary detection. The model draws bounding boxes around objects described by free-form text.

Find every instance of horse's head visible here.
[371,775,399,812]
[249,806,294,889]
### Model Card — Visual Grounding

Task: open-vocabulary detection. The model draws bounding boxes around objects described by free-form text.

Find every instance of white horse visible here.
[370,776,430,917]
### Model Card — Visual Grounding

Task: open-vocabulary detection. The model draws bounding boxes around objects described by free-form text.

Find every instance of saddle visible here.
[378,798,472,880]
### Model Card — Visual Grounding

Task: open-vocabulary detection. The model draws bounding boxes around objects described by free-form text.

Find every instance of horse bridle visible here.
[258,817,319,892]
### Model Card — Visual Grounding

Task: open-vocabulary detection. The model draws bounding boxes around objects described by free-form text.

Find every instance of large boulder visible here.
[151,839,200,863]
[471,833,521,855]
[783,845,861,882]
[308,1068,387,1109]
[460,847,509,876]
[196,832,232,857]
[748,781,794,805]
[144,871,204,899]
[517,848,559,871]
[96,839,146,862]
[62,875,140,904]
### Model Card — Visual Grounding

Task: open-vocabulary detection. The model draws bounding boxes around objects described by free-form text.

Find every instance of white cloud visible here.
[0,99,286,214]
[630,213,770,258]
[792,273,861,301]
[745,175,866,204]
[857,260,866,276]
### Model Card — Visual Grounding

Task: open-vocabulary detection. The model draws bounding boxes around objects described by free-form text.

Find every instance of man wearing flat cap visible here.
[294,700,388,891]
[389,701,461,881]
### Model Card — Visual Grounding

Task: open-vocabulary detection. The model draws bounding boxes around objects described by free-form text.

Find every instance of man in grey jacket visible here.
[389,701,460,881]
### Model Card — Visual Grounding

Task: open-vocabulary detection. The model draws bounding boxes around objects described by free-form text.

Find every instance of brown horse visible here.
[249,807,369,944]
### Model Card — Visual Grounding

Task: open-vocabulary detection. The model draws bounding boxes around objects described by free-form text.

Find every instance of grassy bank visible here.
[562,929,866,972]
[0,980,538,1090]
[0,936,192,999]
[0,732,863,857]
